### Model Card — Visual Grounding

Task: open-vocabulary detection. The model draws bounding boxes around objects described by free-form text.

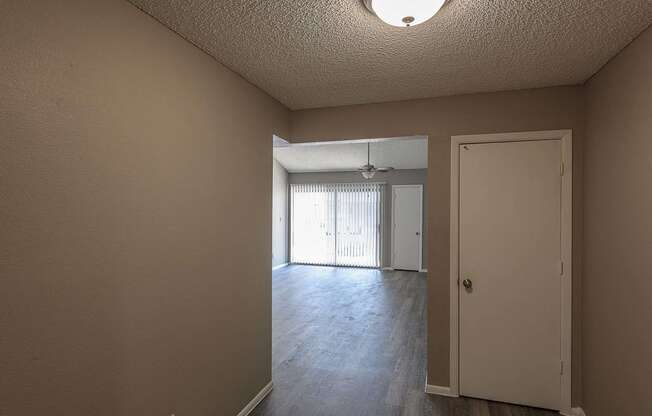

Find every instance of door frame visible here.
[391,184,423,271]
[449,130,573,414]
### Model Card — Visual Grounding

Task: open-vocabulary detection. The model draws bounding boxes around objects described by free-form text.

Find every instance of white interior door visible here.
[458,140,562,410]
[392,185,422,271]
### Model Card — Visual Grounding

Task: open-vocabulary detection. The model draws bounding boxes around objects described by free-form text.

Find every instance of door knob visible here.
[462,279,473,290]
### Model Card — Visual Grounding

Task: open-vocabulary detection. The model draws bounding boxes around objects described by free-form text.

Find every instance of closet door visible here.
[458,140,562,410]
[392,185,422,271]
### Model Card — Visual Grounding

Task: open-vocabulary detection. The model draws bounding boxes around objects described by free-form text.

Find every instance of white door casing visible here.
[449,130,573,415]
[392,185,422,271]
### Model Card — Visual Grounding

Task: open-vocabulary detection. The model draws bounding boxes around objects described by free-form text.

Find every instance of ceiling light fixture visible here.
[363,0,445,27]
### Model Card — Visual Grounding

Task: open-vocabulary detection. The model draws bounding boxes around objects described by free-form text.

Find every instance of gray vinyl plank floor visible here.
[251,265,557,416]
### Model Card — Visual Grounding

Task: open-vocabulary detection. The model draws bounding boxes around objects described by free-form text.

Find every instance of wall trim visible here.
[560,407,586,416]
[272,263,289,271]
[419,268,428,273]
[236,381,273,416]
[381,267,395,271]
[449,130,573,414]
[424,378,458,397]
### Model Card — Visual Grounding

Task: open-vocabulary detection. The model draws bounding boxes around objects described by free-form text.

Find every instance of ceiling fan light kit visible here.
[363,0,446,27]
[358,142,394,179]
[361,170,376,179]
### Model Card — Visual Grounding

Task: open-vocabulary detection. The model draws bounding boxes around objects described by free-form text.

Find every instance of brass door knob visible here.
[462,279,473,290]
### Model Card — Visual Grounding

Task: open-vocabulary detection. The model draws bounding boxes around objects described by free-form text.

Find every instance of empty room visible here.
[1,1,651,416]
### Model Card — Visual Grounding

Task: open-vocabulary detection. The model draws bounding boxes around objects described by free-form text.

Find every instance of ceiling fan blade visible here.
[375,167,394,172]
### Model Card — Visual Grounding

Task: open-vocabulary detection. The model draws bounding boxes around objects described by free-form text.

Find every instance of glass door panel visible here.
[290,183,383,268]
[290,184,336,265]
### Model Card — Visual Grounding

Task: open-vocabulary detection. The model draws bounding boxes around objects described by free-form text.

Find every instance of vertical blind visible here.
[290,183,384,268]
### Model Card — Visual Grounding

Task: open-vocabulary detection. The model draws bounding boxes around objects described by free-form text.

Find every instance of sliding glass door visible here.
[290,184,336,265]
[335,183,383,267]
[290,183,383,268]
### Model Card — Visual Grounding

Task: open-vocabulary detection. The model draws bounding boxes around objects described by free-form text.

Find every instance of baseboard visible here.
[236,381,273,416]
[560,407,586,416]
[272,263,288,271]
[424,382,458,397]
[383,266,428,273]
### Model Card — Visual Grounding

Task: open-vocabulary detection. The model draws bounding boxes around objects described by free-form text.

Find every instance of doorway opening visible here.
[272,135,428,271]
[262,134,431,415]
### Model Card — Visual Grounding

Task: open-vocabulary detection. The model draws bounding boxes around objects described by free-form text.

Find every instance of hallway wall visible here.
[0,1,288,415]
[583,25,652,416]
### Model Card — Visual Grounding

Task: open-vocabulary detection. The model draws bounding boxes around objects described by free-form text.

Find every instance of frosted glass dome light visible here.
[364,0,446,27]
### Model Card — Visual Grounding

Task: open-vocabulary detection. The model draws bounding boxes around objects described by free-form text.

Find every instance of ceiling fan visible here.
[358,142,394,179]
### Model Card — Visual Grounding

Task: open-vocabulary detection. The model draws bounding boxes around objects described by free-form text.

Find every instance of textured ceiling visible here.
[128,0,652,110]
[274,137,428,172]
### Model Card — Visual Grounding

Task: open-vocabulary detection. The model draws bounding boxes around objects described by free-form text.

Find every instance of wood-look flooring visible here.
[252,265,557,416]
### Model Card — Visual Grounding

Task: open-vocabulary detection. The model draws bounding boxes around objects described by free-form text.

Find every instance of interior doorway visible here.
[273,136,428,270]
[266,134,431,416]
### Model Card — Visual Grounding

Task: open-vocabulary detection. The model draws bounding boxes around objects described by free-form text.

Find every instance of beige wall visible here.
[583,26,652,416]
[272,159,289,267]
[290,86,585,404]
[0,1,288,415]
[289,169,428,269]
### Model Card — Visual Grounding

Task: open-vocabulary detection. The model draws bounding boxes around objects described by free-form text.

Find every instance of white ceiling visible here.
[273,137,428,172]
[128,1,652,110]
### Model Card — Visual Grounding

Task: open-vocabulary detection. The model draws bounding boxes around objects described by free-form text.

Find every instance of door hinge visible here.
[559,260,564,276]
[560,361,564,375]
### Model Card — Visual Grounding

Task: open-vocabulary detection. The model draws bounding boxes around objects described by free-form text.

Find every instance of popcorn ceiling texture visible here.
[128,0,652,110]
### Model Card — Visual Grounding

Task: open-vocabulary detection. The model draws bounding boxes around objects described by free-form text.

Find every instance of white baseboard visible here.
[272,263,288,271]
[236,381,273,416]
[560,407,586,416]
[424,383,458,397]
[383,266,428,273]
